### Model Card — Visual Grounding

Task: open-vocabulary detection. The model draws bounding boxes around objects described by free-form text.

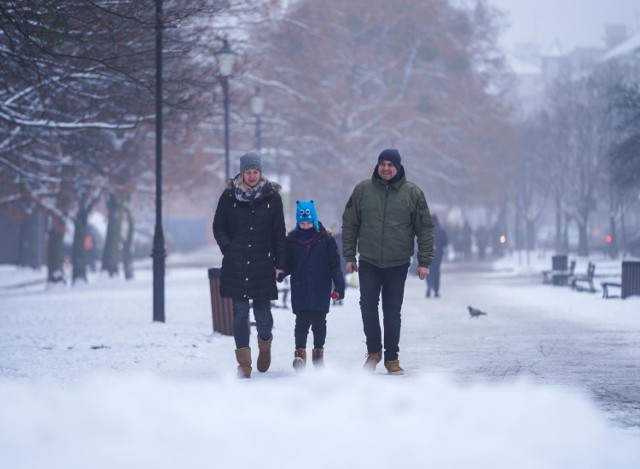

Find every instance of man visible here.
[213,152,287,378]
[342,148,434,375]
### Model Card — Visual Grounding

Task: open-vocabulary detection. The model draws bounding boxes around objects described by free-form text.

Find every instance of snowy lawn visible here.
[1,252,640,468]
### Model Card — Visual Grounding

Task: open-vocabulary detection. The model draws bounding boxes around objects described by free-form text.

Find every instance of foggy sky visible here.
[489,0,640,52]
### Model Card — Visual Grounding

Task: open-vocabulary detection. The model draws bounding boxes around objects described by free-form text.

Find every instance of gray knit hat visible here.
[239,152,263,173]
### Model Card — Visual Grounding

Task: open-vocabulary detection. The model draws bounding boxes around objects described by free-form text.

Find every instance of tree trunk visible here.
[608,213,618,259]
[46,217,66,284]
[513,211,523,250]
[554,199,563,252]
[122,206,135,280]
[101,194,122,277]
[577,222,589,257]
[620,210,628,256]
[17,210,45,268]
[525,217,536,251]
[72,208,90,284]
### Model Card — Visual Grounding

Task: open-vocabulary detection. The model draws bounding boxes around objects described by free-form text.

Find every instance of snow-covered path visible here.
[1,256,640,468]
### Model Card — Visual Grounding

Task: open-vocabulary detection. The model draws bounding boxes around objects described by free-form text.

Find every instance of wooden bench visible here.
[542,260,576,286]
[571,262,596,293]
[601,281,621,299]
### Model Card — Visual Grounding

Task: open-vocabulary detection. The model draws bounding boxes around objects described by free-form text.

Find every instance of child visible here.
[285,200,345,372]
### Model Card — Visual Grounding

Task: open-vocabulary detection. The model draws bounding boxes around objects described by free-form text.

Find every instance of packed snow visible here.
[1,250,640,468]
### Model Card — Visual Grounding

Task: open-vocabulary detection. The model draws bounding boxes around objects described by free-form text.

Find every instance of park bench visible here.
[542,259,576,286]
[571,262,596,293]
[601,281,621,299]
[600,261,640,299]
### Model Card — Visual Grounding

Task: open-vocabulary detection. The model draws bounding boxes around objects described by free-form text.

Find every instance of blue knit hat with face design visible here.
[296,200,318,229]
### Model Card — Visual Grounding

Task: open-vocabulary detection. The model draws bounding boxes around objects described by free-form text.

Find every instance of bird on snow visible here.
[468,306,487,318]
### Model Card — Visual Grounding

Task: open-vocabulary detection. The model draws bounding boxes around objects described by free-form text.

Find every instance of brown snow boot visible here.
[257,335,272,372]
[312,348,325,368]
[384,360,405,375]
[235,347,252,379]
[362,352,382,372]
[292,348,307,373]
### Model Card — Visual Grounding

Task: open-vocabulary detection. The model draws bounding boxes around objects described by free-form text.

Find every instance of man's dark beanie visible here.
[378,148,401,169]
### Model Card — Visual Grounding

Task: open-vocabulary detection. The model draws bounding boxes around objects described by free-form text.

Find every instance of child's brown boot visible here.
[292,348,306,373]
[312,348,324,368]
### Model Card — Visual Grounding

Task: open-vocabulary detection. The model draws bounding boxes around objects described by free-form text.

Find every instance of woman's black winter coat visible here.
[285,224,345,314]
[212,181,287,300]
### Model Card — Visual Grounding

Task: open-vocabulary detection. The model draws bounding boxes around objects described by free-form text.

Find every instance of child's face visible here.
[298,222,314,230]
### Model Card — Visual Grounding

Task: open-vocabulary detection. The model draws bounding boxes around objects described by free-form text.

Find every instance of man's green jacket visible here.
[342,168,434,269]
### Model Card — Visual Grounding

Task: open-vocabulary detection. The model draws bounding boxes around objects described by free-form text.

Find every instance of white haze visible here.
[1,253,640,468]
[489,0,640,51]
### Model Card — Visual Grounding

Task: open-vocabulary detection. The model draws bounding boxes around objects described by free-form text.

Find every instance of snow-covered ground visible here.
[1,250,640,468]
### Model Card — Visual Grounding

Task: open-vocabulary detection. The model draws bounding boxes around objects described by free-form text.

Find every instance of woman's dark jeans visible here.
[294,310,327,349]
[358,260,409,361]
[232,298,273,349]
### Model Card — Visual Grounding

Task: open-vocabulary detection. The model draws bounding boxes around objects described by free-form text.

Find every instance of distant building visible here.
[507,24,635,117]
[598,29,640,64]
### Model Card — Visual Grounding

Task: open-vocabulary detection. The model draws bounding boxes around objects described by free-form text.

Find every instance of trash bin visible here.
[551,254,568,285]
[552,254,568,271]
[208,267,233,335]
[621,261,640,300]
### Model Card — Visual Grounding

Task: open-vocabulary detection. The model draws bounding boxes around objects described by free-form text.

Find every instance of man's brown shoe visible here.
[384,360,405,375]
[363,352,382,371]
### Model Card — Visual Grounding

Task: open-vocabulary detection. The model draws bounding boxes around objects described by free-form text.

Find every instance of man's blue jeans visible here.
[232,298,273,349]
[358,260,409,361]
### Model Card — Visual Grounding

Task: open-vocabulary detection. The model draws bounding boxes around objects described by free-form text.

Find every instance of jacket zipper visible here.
[382,185,389,266]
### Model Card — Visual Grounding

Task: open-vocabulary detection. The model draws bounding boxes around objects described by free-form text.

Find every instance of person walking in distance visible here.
[426,214,449,298]
[342,148,434,375]
[213,152,287,379]
[285,200,345,373]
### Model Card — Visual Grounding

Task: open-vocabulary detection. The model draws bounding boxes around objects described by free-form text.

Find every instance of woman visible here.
[213,152,286,378]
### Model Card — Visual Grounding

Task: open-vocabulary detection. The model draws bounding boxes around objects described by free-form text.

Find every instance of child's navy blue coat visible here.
[285,223,345,314]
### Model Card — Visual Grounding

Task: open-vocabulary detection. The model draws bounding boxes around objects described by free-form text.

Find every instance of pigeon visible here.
[468,306,487,318]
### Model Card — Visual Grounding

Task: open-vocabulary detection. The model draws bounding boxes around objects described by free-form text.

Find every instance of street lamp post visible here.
[152,0,166,323]
[217,39,236,180]
[250,87,265,152]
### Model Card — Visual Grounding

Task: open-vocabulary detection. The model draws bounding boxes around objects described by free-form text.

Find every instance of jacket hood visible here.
[225,176,282,193]
[371,164,406,189]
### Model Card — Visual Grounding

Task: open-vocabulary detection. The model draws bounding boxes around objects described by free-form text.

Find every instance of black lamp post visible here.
[250,87,265,152]
[152,0,166,323]
[218,39,236,180]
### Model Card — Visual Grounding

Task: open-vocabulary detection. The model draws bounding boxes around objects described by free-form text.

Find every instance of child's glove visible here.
[331,290,344,300]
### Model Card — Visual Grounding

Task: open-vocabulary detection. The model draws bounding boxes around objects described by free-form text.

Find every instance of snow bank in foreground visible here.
[1,371,638,469]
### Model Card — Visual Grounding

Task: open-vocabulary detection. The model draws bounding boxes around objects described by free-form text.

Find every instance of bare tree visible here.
[247,0,514,221]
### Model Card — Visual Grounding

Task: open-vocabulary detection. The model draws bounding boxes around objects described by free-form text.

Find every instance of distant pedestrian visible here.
[476,225,488,260]
[285,200,345,372]
[461,219,472,260]
[342,148,434,375]
[212,152,287,379]
[426,215,448,298]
